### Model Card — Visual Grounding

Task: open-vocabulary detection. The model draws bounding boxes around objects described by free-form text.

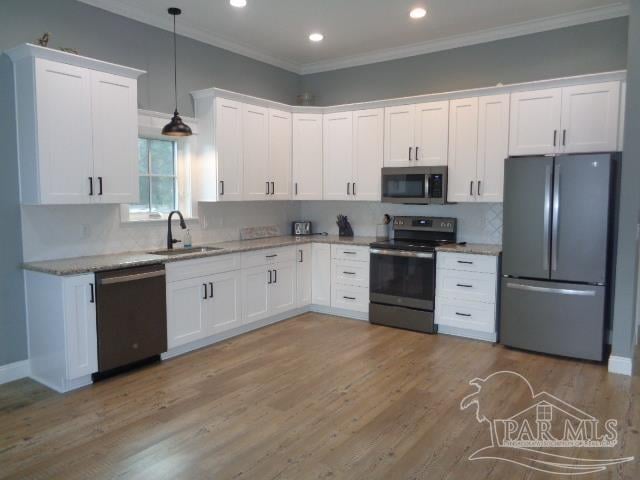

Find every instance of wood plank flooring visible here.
[0,313,638,479]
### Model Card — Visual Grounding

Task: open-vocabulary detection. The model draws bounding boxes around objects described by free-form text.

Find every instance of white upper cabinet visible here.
[560,82,620,153]
[268,109,292,200]
[352,108,384,201]
[384,101,449,167]
[448,98,479,203]
[509,82,620,156]
[323,111,354,200]
[242,104,270,200]
[415,101,449,166]
[509,88,562,156]
[384,105,415,167]
[476,94,510,203]
[91,71,139,204]
[214,98,244,201]
[9,45,144,205]
[292,113,323,200]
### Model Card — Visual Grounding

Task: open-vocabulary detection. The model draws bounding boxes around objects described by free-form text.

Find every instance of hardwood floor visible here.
[0,313,638,480]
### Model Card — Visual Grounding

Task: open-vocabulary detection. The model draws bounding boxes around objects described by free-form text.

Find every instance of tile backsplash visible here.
[20,201,502,262]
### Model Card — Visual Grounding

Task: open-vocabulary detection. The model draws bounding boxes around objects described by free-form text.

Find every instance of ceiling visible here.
[79,0,629,74]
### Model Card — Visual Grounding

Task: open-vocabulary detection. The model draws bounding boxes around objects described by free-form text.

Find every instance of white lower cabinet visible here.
[312,243,331,306]
[435,252,498,340]
[167,276,209,348]
[207,271,242,335]
[269,262,297,316]
[242,265,271,323]
[25,271,98,392]
[296,245,312,307]
[330,245,370,314]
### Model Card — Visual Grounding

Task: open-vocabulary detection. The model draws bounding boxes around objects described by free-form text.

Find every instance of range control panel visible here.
[393,216,457,233]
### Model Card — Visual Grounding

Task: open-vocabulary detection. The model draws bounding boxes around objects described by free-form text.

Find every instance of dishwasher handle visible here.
[99,269,165,285]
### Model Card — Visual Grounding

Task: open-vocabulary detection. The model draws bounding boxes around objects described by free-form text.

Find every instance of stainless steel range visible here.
[369,216,457,333]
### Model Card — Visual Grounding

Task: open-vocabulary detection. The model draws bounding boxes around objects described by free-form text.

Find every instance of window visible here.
[131,138,178,215]
[537,403,553,422]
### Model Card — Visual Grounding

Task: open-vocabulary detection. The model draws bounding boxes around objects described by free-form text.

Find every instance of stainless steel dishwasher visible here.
[93,264,167,378]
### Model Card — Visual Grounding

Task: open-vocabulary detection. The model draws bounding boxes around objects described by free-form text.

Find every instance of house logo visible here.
[460,371,634,475]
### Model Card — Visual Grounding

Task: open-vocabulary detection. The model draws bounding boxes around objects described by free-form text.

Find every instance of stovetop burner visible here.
[370,239,456,252]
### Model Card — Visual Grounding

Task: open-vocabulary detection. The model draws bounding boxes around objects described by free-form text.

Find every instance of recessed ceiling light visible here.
[309,33,324,42]
[230,0,247,8]
[410,7,427,19]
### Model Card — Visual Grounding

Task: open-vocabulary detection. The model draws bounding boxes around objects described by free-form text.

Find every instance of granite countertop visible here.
[435,243,502,256]
[22,235,378,276]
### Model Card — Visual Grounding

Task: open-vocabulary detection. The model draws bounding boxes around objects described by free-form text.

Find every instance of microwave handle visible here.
[425,174,430,199]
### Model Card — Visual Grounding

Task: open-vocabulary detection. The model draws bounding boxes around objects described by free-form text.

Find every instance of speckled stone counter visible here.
[436,243,502,256]
[22,235,379,276]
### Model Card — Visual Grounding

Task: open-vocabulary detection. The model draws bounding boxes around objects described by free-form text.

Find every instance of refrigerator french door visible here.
[500,153,618,361]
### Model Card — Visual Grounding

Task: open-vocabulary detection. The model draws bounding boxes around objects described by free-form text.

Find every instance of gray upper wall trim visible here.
[78,0,628,75]
[5,43,146,78]
[192,70,627,114]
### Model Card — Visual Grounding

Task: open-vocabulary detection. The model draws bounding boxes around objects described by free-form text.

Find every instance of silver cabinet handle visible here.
[370,248,433,259]
[295,182,298,195]
[347,183,351,195]
[298,249,303,262]
[552,164,560,272]
[562,129,567,146]
[543,164,552,271]
[506,282,595,297]
[100,270,165,285]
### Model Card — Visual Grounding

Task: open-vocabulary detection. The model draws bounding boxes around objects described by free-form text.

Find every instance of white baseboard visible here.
[309,304,369,321]
[608,355,633,376]
[0,360,30,385]
[437,325,497,343]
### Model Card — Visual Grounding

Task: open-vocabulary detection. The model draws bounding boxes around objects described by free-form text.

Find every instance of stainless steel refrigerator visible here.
[500,153,619,361]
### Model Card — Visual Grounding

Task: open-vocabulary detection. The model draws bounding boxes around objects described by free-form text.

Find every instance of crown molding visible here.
[78,1,629,76]
[77,0,302,73]
[300,3,630,74]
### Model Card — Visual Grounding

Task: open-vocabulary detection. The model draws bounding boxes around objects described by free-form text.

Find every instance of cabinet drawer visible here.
[435,297,496,333]
[436,270,496,303]
[332,259,369,287]
[331,284,369,313]
[241,246,296,268]
[166,254,240,283]
[437,252,497,274]
[331,244,370,262]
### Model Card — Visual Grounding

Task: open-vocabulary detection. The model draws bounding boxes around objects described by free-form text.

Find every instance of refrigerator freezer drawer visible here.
[500,278,606,361]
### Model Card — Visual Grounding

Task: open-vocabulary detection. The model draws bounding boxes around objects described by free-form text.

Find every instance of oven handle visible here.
[370,248,433,259]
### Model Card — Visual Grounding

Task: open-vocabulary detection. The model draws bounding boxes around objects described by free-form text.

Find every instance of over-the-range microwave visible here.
[381,167,448,204]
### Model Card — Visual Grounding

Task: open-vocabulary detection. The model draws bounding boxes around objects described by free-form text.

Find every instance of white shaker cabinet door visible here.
[215,98,244,201]
[242,265,270,323]
[243,104,270,200]
[63,274,98,379]
[352,108,384,201]
[560,82,620,154]
[323,112,353,200]
[384,105,415,167]
[296,245,312,307]
[292,113,323,200]
[166,277,208,349]
[34,58,93,204]
[311,243,331,306]
[268,109,292,200]
[509,88,562,156]
[415,100,449,166]
[90,71,139,204]
[447,97,479,203]
[269,261,297,317]
[476,94,509,203]
[206,270,242,335]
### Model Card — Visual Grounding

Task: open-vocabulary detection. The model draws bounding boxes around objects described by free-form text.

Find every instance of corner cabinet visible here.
[8,44,144,205]
[509,81,621,156]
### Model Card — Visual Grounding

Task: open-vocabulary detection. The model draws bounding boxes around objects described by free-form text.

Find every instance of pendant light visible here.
[162,7,192,137]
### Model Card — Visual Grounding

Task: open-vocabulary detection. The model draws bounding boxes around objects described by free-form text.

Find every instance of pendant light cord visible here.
[173,12,178,114]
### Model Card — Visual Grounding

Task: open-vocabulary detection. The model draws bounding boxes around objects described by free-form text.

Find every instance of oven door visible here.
[369,249,435,310]
[381,168,429,204]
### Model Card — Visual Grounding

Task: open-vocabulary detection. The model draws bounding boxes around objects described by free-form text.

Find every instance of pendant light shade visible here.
[163,7,192,137]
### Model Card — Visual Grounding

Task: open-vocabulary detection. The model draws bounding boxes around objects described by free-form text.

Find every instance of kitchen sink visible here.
[148,246,224,256]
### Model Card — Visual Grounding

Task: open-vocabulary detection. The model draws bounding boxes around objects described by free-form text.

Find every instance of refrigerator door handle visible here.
[543,164,552,271]
[505,282,596,297]
[551,164,560,272]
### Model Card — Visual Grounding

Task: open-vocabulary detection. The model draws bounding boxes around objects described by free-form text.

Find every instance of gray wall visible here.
[612,0,640,361]
[1,0,300,117]
[300,18,629,106]
[0,0,301,367]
